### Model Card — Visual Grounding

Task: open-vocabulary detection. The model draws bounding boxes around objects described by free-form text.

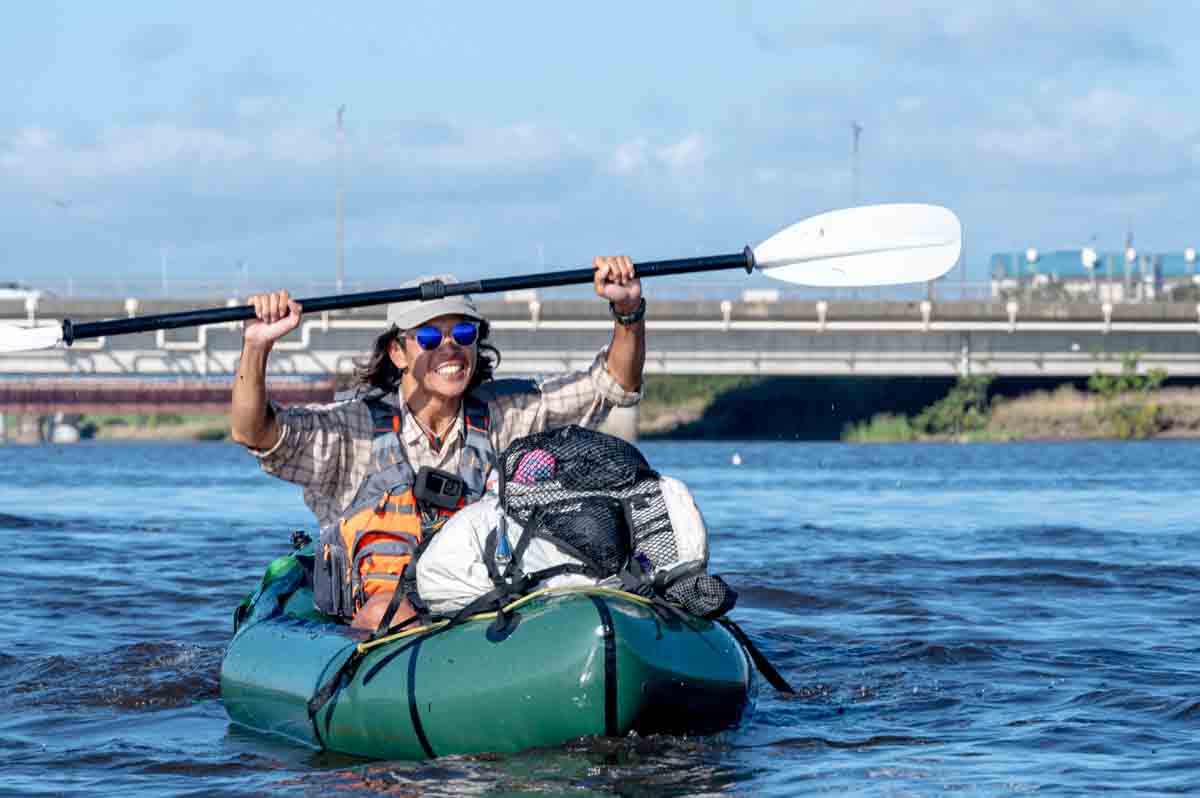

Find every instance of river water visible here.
[2,439,1197,796]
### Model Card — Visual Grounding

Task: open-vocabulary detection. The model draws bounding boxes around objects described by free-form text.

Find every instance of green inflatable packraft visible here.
[220,549,755,760]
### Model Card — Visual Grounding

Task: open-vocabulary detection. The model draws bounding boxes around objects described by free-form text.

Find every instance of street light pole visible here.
[851,122,863,205]
[336,104,346,293]
[850,122,866,299]
[1025,247,1039,302]
[160,246,169,297]
[1124,245,1137,302]
[1082,246,1098,302]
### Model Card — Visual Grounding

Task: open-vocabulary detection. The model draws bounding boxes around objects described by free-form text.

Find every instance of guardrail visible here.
[5,296,1200,379]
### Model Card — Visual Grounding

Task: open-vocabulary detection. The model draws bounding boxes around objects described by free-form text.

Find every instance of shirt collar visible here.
[398,396,465,450]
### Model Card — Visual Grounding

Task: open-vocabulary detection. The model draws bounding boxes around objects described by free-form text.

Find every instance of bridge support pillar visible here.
[599,404,640,443]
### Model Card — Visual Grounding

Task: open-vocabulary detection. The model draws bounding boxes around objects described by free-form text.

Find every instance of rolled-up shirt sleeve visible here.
[248,399,371,528]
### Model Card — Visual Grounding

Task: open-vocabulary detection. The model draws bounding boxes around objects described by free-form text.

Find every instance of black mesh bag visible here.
[664,574,738,620]
[496,425,737,619]
[533,496,632,577]
[501,425,653,495]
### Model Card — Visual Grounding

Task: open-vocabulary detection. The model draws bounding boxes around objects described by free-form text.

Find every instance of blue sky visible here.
[2,2,1197,293]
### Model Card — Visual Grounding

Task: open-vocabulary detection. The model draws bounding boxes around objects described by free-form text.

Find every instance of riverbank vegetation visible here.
[2,376,770,443]
[639,375,763,434]
[66,414,227,441]
[84,413,230,441]
[843,355,1197,442]
[7,363,1197,444]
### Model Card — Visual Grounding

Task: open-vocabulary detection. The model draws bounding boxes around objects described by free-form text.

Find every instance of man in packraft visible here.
[230,257,646,630]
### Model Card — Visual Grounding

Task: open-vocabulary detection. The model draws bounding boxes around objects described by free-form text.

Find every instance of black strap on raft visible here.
[306,642,364,746]
[373,579,414,637]
[307,613,426,744]
[717,617,796,695]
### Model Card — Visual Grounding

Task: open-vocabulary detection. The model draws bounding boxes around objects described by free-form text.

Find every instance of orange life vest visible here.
[312,392,494,618]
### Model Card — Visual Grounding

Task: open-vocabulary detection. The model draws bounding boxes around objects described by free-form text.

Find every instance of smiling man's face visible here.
[390,313,478,405]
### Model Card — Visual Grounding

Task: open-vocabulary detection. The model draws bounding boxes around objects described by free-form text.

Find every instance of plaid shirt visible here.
[251,348,641,530]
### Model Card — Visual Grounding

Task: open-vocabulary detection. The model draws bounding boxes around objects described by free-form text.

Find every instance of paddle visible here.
[0,203,960,353]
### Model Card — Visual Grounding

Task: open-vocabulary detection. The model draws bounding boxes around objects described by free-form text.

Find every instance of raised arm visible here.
[592,255,645,393]
[231,289,303,449]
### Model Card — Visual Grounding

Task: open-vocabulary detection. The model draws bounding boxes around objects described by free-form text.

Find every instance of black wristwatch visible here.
[609,297,647,326]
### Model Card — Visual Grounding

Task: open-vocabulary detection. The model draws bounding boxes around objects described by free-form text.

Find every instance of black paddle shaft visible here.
[61,248,755,345]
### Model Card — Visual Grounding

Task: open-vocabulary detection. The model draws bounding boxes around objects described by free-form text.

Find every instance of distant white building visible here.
[990,249,1198,302]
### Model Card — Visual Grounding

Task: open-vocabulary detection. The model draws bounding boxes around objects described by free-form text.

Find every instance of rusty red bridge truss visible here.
[0,378,337,415]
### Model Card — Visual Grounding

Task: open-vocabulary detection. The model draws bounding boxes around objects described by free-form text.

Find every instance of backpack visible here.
[412,425,738,620]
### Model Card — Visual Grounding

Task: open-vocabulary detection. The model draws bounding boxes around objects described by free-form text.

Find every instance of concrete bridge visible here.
[3,296,1200,381]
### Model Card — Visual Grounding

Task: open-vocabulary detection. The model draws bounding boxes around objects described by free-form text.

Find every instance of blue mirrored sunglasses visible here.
[412,321,479,351]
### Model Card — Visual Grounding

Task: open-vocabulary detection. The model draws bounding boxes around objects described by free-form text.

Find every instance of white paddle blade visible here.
[754,203,962,287]
[0,324,64,353]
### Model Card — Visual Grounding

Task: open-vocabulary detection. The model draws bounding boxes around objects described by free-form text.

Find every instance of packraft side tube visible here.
[221,586,753,760]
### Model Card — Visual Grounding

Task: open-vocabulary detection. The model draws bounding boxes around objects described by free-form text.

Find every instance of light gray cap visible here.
[385,274,486,330]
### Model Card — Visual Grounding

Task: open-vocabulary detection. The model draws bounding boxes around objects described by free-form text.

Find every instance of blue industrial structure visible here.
[991,250,1196,282]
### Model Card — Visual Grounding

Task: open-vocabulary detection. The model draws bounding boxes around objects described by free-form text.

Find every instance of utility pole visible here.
[851,122,863,205]
[1124,217,1134,302]
[160,246,169,296]
[851,122,865,300]
[336,105,346,293]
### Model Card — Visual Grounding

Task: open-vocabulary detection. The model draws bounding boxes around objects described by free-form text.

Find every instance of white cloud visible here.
[657,133,708,170]
[0,117,589,204]
[0,114,602,280]
[747,1,1173,69]
[236,96,291,120]
[1,123,253,188]
[383,122,581,172]
[607,133,709,175]
[1,127,56,168]
[971,87,1196,179]
[353,218,474,253]
[611,138,648,173]
[263,123,332,167]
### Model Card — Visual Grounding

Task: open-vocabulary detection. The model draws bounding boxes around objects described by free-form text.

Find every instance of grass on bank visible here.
[83,413,230,441]
[844,354,1194,443]
[844,375,994,442]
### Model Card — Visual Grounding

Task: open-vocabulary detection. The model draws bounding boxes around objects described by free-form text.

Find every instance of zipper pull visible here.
[375,488,392,515]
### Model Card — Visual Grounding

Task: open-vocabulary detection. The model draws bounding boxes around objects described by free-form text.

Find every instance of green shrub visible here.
[912,375,994,436]
[193,427,230,442]
[1102,401,1162,439]
[1088,354,1167,438]
[1088,352,1167,398]
[641,375,762,407]
[843,413,916,443]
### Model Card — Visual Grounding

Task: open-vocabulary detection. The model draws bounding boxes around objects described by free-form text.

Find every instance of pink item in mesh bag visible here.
[512,448,557,485]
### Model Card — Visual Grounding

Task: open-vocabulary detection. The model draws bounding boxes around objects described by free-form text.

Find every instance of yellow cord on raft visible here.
[356,585,654,654]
